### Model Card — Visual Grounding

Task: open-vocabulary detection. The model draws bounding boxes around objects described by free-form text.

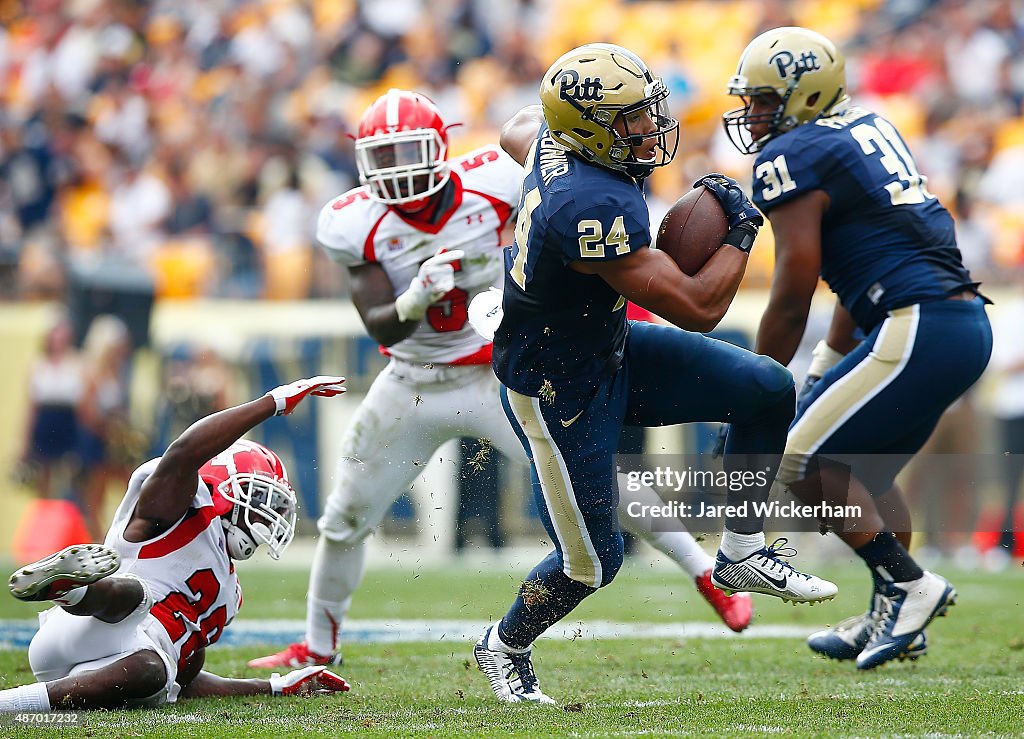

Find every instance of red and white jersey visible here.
[317,145,523,365]
[105,458,242,672]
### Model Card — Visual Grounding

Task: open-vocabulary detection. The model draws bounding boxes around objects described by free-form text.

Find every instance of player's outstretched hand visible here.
[395,248,466,322]
[693,174,764,232]
[270,665,351,696]
[267,376,347,416]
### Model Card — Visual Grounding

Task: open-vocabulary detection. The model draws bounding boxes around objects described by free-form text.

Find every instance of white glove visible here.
[807,339,845,379]
[266,376,346,416]
[270,665,351,696]
[394,249,465,322]
[467,287,503,341]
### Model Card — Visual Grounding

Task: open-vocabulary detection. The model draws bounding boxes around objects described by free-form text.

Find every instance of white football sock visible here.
[0,682,51,712]
[305,537,367,656]
[487,620,530,654]
[643,530,714,578]
[720,530,765,561]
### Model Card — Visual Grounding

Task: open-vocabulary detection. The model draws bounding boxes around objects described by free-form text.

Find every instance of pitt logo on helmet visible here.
[558,70,604,104]
[769,49,821,81]
[723,27,847,154]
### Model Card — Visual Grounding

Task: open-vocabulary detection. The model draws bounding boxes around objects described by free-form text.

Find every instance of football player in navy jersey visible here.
[724,27,993,670]
[473,43,837,705]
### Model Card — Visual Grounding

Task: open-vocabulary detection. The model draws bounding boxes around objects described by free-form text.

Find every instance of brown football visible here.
[655,186,729,276]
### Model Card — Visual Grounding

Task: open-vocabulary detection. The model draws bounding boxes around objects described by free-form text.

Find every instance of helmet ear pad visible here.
[224,520,258,560]
[222,497,275,560]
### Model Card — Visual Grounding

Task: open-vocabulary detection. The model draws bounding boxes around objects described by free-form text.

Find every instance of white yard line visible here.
[0,619,811,649]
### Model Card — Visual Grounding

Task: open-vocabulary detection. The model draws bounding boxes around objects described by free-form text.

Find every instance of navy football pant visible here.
[496,321,793,649]
[781,297,992,496]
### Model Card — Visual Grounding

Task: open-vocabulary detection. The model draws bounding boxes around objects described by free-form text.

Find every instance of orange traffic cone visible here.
[12,499,94,565]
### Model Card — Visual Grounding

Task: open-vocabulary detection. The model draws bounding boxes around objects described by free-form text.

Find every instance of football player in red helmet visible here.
[354,88,452,213]
[2,377,349,712]
[200,439,298,561]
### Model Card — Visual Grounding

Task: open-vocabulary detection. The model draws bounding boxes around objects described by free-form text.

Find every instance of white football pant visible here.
[306,359,711,654]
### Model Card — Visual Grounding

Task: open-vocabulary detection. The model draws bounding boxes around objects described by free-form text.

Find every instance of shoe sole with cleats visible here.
[9,544,120,601]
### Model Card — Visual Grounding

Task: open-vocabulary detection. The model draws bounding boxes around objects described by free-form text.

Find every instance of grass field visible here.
[1,550,1022,737]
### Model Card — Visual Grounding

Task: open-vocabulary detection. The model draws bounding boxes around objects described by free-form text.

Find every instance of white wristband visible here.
[807,339,844,378]
[268,392,287,415]
[270,673,282,696]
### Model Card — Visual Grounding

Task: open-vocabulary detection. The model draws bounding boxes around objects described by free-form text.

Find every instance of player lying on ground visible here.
[0,377,350,712]
[249,88,752,672]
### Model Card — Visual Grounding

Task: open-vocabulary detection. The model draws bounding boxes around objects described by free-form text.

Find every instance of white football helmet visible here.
[200,440,297,560]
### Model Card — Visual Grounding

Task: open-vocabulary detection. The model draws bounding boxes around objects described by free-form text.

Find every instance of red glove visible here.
[270,666,351,696]
[266,376,346,416]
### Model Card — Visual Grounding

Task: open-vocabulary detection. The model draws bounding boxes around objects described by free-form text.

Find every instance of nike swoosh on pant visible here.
[560,409,585,428]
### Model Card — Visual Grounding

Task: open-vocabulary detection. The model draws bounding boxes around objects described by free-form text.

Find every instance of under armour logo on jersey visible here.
[768,49,821,80]
[558,70,604,103]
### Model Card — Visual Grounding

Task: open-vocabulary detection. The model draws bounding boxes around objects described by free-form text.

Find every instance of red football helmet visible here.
[355,88,451,207]
[199,440,297,560]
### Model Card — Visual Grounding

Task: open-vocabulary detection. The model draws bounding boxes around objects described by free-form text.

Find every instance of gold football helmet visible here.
[723,27,847,153]
[539,43,678,178]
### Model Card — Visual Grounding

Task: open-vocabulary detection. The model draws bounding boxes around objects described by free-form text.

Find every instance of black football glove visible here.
[796,374,821,412]
[693,173,764,253]
[796,340,844,411]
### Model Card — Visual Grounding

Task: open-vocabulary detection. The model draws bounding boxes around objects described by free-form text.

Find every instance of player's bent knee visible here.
[317,502,378,546]
[122,650,169,699]
[750,355,794,398]
[317,517,373,547]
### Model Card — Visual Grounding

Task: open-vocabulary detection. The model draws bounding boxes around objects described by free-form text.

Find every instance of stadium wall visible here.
[1,289,1011,557]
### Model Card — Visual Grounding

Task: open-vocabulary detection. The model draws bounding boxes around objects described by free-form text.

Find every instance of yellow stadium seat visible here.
[264,246,314,301]
[150,237,217,299]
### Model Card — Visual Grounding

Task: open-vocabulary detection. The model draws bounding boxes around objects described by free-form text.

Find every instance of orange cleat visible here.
[248,642,341,669]
[695,568,754,632]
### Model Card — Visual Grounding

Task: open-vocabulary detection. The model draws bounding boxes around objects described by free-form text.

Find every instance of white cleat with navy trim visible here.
[711,538,838,603]
[856,571,955,670]
[474,627,555,705]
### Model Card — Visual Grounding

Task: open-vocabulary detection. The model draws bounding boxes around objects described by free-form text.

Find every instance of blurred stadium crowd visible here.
[1,0,1024,303]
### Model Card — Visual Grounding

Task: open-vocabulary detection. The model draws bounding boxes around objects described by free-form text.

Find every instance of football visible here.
[655,186,729,276]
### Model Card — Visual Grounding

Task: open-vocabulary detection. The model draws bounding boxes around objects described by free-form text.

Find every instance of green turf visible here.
[1,554,1022,737]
